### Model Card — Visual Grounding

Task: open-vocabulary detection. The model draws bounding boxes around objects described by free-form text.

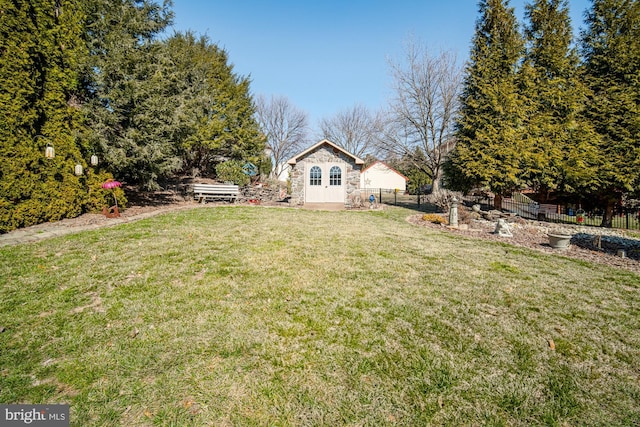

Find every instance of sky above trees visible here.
[167,0,591,128]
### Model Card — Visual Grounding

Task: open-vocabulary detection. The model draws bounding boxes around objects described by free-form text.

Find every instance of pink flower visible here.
[102,180,122,209]
[102,180,122,189]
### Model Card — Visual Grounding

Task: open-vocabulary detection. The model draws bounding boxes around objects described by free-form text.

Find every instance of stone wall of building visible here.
[289,164,305,205]
[289,145,361,206]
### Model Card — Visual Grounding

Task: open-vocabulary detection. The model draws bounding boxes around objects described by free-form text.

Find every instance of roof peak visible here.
[287,139,364,165]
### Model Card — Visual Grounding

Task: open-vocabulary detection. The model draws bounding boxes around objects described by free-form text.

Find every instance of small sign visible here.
[242,162,258,176]
[1,404,69,426]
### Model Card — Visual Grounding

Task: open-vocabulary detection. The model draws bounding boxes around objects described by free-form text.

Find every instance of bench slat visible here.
[193,184,239,203]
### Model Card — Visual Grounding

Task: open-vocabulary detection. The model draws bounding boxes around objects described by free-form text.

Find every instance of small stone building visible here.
[287,139,364,206]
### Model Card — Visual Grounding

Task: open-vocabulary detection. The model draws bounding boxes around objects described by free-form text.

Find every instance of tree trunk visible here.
[431,168,442,193]
[494,194,503,210]
[601,199,614,228]
[431,177,441,193]
[539,187,550,203]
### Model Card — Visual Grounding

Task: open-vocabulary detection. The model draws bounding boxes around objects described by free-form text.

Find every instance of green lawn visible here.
[1,206,639,426]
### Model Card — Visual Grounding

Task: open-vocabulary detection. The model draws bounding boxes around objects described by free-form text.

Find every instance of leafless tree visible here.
[380,39,462,192]
[254,95,309,179]
[318,104,384,158]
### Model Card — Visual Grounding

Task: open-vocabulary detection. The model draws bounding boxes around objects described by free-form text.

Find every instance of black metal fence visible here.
[463,195,640,231]
[364,188,404,206]
[360,189,640,231]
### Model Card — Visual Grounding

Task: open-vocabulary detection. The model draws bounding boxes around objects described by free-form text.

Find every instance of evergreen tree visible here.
[0,0,263,232]
[581,0,640,226]
[0,0,91,232]
[164,32,265,178]
[520,0,598,202]
[81,0,176,190]
[82,5,264,188]
[446,0,525,205]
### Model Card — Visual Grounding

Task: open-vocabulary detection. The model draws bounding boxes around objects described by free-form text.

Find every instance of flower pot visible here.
[548,233,572,250]
[102,205,120,218]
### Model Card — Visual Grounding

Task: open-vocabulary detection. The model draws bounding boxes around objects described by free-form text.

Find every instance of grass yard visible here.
[1,206,639,426]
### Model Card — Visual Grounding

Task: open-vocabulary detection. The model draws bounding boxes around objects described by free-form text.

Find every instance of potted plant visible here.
[548,232,572,250]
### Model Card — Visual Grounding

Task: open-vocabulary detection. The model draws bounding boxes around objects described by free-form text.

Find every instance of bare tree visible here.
[318,104,383,158]
[255,95,309,179]
[381,39,462,192]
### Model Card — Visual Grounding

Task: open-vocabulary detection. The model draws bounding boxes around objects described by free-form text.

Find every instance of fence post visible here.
[379,188,382,205]
[626,210,629,230]
[417,187,421,208]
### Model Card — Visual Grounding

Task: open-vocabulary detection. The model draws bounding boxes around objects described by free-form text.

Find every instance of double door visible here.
[305,163,344,203]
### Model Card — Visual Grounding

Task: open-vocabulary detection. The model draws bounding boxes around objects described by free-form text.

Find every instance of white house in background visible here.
[272,162,291,181]
[360,161,408,193]
[264,147,291,181]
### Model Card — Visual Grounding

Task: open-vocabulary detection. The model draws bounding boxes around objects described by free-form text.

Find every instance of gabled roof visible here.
[287,139,364,165]
[361,160,409,181]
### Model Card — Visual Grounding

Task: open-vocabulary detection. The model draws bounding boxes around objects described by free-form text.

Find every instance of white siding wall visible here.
[360,163,407,192]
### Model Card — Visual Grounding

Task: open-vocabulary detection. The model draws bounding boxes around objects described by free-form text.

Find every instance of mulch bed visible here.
[408,214,640,275]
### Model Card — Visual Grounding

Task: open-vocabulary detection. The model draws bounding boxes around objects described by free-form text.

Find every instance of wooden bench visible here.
[193,183,239,203]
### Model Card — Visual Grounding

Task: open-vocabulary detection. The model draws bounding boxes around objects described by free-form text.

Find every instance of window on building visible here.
[329,166,342,186]
[309,166,322,186]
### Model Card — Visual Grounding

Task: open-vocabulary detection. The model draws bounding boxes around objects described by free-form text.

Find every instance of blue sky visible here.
[167,0,591,131]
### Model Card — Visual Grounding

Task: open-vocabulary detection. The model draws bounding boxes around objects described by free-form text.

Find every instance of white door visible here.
[305,163,344,203]
[325,164,344,202]
[306,165,324,202]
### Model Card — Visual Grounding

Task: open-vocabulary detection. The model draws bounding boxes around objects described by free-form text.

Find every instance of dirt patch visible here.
[408,214,640,275]
[70,292,104,314]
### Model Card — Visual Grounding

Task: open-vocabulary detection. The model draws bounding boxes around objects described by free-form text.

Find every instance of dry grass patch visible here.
[0,206,639,426]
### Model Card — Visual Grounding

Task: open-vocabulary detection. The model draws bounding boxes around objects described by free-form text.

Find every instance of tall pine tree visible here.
[581,0,640,226]
[165,32,265,178]
[445,0,525,205]
[0,0,90,232]
[81,0,176,190]
[519,0,598,202]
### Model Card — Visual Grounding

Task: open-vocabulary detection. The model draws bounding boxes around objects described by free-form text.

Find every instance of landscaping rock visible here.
[239,185,286,203]
[494,219,513,237]
[409,214,640,274]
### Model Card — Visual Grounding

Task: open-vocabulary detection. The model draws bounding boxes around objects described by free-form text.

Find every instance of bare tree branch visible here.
[380,39,462,192]
[254,95,309,179]
[318,104,383,158]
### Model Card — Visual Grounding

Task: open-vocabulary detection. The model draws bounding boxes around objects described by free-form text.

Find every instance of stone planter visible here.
[548,233,572,250]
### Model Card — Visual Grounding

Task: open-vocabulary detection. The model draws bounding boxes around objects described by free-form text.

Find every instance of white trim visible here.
[287,139,364,165]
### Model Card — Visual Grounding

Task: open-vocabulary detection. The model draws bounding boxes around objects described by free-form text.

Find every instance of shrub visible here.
[0,167,129,233]
[422,213,448,225]
[458,206,472,224]
[215,160,250,186]
[1,160,85,232]
[84,171,128,213]
[424,189,463,212]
